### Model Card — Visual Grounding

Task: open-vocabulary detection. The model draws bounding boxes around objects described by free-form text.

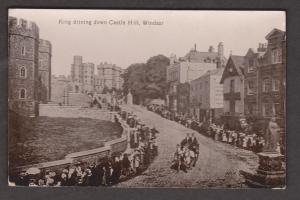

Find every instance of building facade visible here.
[190,67,224,122]
[220,55,245,129]
[69,57,124,95]
[82,63,95,93]
[51,75,71,104]
[97,62,124,90]
[8,17,51,117]
[70,56,96,94]
[166,43,226,112]
[94,75,104,93]
[243,29,286,123]
[244,45,266,117]
[70,55,84,93]
[258,29,286,123]
[38,39,52,103]
[176,82,190,115]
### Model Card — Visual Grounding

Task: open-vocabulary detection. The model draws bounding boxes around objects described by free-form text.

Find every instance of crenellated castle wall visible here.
[8,17,40,117]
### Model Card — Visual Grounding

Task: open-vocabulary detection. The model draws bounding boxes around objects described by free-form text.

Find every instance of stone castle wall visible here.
[39,39,52,103]
[8,17,40,117]
[8,16,52,117]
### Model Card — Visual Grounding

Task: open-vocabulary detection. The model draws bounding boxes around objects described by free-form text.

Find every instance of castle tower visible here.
[38,39,52,103]
[71,55,83,93]
[8,16,40,117]
[218,42,224,58]
[208,45,215,53]
[82,62,95,93]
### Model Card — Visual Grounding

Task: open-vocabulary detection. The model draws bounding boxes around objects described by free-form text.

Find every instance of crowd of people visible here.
[146,104,270,154]
[10,109,158,187]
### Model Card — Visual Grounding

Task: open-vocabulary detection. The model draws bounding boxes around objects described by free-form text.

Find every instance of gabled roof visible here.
[265,28,285,40]
[220,55,245,83]
[245,48,266,63]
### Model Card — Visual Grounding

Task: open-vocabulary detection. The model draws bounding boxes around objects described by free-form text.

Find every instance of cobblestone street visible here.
[116,105,259,188]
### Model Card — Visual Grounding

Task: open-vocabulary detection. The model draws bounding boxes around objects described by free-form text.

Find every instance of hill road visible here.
[116,105,258,188]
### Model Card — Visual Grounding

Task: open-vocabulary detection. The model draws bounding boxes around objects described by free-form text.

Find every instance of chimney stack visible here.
[208,45,215,53]
[257,43,267,52]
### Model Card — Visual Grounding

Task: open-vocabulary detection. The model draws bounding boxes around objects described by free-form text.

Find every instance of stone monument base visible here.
[240,152,285,188]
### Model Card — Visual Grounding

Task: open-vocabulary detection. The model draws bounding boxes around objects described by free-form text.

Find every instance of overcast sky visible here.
[9,9,285,76]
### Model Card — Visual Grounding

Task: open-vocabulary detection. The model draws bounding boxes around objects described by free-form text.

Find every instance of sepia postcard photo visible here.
[8,9,286,188]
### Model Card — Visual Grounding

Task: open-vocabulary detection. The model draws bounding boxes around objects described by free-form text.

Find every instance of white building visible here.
[190,67,224,122]
[166,43,226,112]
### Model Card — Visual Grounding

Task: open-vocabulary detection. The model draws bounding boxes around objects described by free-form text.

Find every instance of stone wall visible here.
[39,39,52,103]
[39,104,112,120]
[11,113,129,175]
[8,17,40,117]
[8,16,52,117]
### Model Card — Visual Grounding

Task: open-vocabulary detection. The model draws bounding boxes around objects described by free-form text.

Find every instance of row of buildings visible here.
[221,29,286,127]
[166,42,226,122]
[69,56,124,94]
[50,56,124,104]
[8,17,52,117]
[166,28,286,128]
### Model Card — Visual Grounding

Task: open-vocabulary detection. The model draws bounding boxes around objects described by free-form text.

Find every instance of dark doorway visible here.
[75,85,79,93]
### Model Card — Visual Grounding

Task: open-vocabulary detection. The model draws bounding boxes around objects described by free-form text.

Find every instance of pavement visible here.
[116,105,259,188]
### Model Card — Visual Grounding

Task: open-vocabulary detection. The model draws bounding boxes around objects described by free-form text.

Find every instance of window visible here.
[248,59,254,72]
[19,66,26,78]
[247,80,255,95]
[262,78,271,92]
[19,89,26,99]
[173,85,177,93]
[274,103,281,116]
[247,103,254,115]
[263,103,281,117]
[272,78,280,91]
[21,46,26,56]
[230,79,235,93]
[262,103,273,117]
[271,48,282,64]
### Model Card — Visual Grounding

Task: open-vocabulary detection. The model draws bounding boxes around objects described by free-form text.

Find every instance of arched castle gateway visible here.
[8,16,52,117]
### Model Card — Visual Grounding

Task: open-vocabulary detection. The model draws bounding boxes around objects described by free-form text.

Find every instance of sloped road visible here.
[116,105,258,188]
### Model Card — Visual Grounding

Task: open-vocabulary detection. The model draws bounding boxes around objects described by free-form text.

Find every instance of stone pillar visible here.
[240,119,285,188]
[240,152,285,188]
[127,90,133,105]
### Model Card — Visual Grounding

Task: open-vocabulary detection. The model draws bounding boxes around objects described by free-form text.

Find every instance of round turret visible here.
[39,39,52,55]
[9,16,39,39]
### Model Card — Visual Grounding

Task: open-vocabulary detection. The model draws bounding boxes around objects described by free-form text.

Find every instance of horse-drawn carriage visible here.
[171,133,199,172]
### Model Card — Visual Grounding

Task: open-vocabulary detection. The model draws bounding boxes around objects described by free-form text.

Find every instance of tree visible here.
[122,55,170,104]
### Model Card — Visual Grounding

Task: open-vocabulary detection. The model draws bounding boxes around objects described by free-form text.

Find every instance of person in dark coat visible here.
[189,133,199,167]
[15,171,29,186]
[122,154,131,177]
[112,156,122,184]
[181,133,192,147]
[60,173,68,186]
[89,163,99,186]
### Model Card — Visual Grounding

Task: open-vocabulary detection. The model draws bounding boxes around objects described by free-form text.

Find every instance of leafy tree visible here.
[122,55,170,104]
